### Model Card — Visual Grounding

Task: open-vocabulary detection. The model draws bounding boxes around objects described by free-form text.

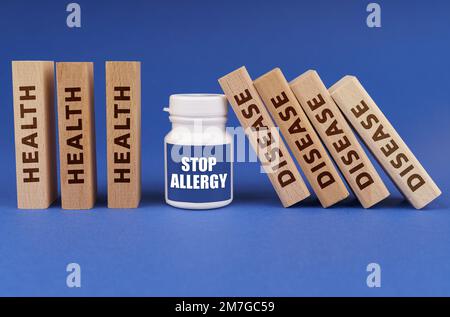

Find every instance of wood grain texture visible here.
[329,76,441,209]
[290,70,389,208]
[219,66,310,207]
[106,61,141,208]
[56,62,97,210]
[11,61,58,209]
[254,68,349,207]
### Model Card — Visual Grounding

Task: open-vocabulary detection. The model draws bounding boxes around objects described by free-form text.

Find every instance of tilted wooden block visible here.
[11,61,58,209]
[290,70,389,208]
[254,68,349,208]
[56,62,97,209]
[329,76,441,209]
[106,61,141,208]
[219,66,310,207]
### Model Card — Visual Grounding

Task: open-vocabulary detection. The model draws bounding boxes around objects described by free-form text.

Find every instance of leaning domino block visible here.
[329,76,441,209]
[56,62,97,210]
[254,68,349,208]
[290,70,389,208]
[219,66,310,207]
[106,61,141,208]
[11,61,58,209]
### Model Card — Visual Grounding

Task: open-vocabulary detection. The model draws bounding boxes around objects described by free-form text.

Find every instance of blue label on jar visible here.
[166,143,232,203]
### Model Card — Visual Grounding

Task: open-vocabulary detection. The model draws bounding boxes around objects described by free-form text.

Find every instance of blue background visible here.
[0,0,449,296]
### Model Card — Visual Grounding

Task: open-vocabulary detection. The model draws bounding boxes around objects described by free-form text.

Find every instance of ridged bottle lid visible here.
[164,94,228,118]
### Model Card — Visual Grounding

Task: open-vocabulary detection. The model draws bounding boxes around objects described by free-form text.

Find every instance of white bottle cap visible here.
[164,94,228,118]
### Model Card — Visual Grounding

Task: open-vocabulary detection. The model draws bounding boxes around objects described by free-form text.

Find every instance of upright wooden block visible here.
[329,76,441,209]
[290,70,389,208]
[219,66,310,207]
[254,68,349,207]
[11,61,58,209]
[106,61,141,208]
[56,62,97,210]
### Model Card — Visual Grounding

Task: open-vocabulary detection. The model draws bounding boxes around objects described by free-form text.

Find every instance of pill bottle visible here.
[164,94,233,209]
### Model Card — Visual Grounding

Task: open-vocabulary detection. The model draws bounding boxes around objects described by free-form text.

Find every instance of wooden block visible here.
[11,61,58,209]
[329,76,441,209]
[290,70,389,208]
[56,62,97,210]
[254,68,349,207]
[106,61,141,208]
[218,66,310,207]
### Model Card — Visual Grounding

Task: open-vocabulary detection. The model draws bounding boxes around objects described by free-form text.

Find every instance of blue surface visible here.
[0,0,449,296]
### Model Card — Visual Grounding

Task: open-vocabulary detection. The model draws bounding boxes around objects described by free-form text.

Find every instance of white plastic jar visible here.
[164,94,233,209]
